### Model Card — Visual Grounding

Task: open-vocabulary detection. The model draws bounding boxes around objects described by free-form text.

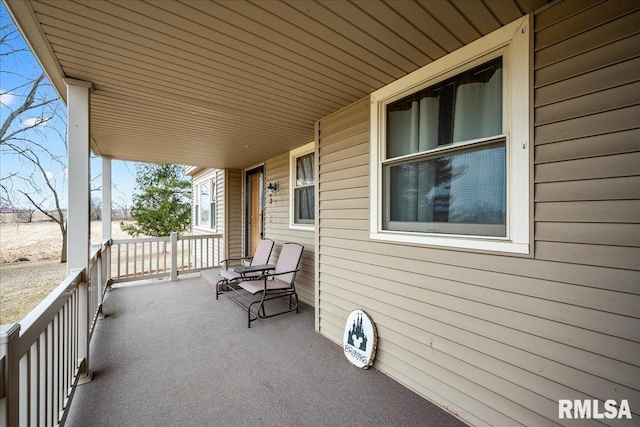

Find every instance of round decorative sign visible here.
[343,309,377,369]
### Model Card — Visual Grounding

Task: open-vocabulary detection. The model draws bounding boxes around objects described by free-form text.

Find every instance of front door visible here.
[245,166,264,256]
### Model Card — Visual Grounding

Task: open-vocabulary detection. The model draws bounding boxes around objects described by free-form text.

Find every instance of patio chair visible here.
[216,238,275,299]
[235,242,304,328]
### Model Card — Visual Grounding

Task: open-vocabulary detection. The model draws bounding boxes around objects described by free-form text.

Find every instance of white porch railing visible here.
[0,244,107,427]
[0,232,221,426]
[111,233,222,283]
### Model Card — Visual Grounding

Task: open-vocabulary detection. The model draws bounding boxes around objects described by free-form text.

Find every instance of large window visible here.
[290,142,315,228]
[385,57,505,237]
[370,16,530,254]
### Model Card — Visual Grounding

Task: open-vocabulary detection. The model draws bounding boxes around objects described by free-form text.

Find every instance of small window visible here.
[370,16,531,254]
[290,142,315,228]
[199,182,210,228]
[194,177,216,230]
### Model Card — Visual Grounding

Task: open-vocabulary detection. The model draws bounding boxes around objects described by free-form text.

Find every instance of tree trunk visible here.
[60,226,67,263]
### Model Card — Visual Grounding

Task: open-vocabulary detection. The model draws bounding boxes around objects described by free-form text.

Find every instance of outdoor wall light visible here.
[267,182,279,196]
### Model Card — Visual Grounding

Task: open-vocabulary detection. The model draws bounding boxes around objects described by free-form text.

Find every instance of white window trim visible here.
[193,174,217,232]
[370,15,530,254]
[289,141,316,230]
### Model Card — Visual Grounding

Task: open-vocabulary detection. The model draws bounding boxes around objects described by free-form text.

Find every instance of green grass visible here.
[0,260,67,324]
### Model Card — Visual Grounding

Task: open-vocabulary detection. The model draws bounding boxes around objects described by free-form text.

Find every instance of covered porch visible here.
[65,275,463,427]
[6,1,636,426]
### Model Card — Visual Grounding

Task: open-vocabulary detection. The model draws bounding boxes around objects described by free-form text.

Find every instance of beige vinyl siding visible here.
[316,3,640,426]
[190,168,243,268]
[226,169,243,262]
[191,169,224,266]
[533,0,640,273]
[263,154,316,307]
[215,169,224,236]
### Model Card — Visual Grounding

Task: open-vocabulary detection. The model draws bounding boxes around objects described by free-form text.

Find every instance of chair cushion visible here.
[219,269,263,281]
[239,278,291,295]
[219,270,241,281]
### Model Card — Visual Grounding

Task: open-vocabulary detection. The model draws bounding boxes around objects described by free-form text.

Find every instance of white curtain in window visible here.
[387,97,439,158]
[296,154,314,186]
[449,68,504,227]
[387,96,439,221]
[453,68,502,142]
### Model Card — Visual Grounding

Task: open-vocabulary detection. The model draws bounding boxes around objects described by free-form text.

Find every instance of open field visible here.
[1,221,66,263]
[0,260,67,324]
[0,221,136,324]
[1,220,133,264]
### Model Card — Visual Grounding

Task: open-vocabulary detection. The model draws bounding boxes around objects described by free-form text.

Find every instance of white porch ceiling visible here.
[6,0,547,170]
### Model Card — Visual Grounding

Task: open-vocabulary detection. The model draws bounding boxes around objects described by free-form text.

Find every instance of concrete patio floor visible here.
[65,274,466,427]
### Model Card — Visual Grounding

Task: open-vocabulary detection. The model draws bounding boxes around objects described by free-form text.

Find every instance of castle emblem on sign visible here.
[347,312,368,351]
[343,309,377,369]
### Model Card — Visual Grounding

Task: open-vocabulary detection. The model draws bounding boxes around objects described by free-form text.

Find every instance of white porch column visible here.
[65,78,94,273]
[100,156,112,305]
[102,157,112,242]
[65,78,94,379]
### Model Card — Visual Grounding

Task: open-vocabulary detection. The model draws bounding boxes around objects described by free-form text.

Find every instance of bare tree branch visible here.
[0,26,28,56]
[4,139,66,169]
[18,190,61,224]
[0,73,49,142]
[8,145,65,224]
[1,21,68,261]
